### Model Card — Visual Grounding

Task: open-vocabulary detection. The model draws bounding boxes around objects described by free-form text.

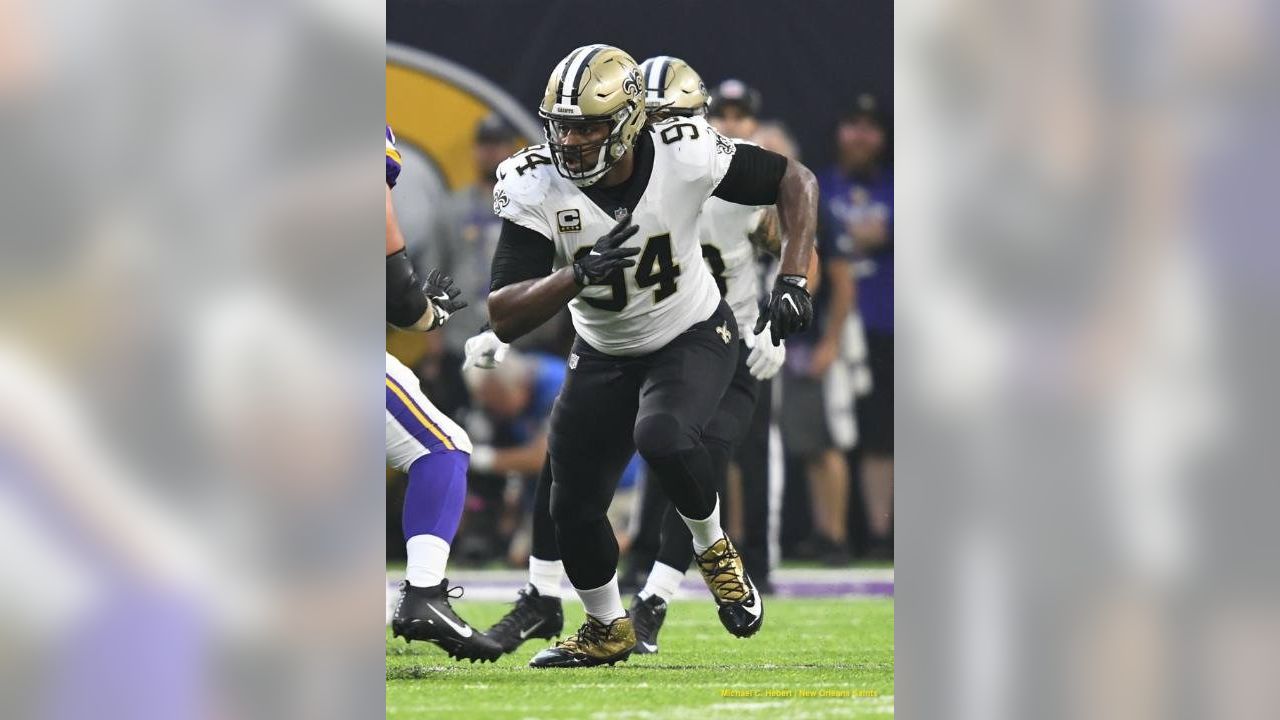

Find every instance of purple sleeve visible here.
[386,125,402,188]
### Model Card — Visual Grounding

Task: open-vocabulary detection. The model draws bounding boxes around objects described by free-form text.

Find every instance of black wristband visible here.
[779,274,808,290]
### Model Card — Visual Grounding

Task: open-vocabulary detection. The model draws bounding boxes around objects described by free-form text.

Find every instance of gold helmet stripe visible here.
[559,43,608,107]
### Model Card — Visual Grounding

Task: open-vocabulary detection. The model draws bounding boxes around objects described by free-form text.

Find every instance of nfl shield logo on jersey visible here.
[568,353,579,370]
[613,207,628,221]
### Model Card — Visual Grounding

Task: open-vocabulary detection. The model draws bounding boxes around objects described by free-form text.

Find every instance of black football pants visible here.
[547,300,739,590]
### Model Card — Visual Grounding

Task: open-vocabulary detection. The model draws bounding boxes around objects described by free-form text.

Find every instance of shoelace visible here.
[397,580,465,600]
[434,584,471,628]
[490,589,539,635]
[698,546,748,602]
[394,582,467,623]
[562,618,607,652]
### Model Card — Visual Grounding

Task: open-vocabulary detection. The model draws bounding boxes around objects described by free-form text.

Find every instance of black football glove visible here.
[753,274,813,346]
[571,212,641,287]
[423,268,467,330]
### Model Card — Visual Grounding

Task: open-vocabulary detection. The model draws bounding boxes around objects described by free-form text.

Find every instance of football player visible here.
[385,125,503,663]
[626,56,806,652]
[470,57,807,657]
[483,45,818,668]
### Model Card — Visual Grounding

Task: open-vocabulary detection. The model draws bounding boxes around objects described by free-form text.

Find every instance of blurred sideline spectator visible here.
[708,78,763,140]
[454,349,558,565]
[821,94,894,559]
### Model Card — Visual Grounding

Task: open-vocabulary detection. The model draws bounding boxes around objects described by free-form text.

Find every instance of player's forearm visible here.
[386,185,406,255]
[490,434,549,476]
[776,158,819,278]
[488,269,579,342]
[386,249,436,330]
[821,258,855,346]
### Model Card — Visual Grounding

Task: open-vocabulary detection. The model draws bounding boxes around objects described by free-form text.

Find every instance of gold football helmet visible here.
[640,56,709,121]
[539,44,647,187]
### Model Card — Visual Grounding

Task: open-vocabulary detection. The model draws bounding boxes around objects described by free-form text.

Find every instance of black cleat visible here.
[694,537,764,638]
[391,580,503,663]
[629,594,667,654]
[529,614,635,668]
[484,586,564,654]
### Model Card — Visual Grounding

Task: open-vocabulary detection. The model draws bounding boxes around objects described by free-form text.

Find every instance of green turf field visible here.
[386,597,894,719]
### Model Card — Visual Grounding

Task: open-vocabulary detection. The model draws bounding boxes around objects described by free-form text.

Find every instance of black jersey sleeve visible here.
[712,143,788,206]
[489,219,556,292]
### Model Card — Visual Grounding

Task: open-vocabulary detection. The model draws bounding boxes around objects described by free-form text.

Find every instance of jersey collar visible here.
[581,130,655,219]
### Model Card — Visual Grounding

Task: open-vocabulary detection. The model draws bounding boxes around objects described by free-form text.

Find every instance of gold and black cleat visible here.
[695,537,764,638]
[528,613,635,668]
[391,580,504,663]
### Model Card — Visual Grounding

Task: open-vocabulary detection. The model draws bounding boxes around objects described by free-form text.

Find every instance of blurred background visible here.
[385,0,895,597]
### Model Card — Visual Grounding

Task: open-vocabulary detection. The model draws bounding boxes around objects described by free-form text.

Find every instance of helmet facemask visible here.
[541,101,638,187]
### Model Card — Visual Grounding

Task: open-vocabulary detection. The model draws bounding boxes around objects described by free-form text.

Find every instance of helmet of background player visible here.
[639,56,709,123]
[539,44,647,187]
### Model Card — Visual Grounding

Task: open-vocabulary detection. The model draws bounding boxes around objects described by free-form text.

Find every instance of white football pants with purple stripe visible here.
[385,353,471,471]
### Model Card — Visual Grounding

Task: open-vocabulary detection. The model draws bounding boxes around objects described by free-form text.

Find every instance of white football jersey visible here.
[697,198,767,337]
[493,116,736,355]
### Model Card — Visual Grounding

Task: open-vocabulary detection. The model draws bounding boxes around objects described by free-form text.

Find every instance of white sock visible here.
[575,573,626,623]
[638,562,686,603]
[527,556,564,599]
[405,534,450,588]
[679,495,727,554]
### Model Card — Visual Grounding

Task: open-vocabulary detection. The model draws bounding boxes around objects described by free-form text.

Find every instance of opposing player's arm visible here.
[387,186,468,331]
[386,185,435,330]
[387,184,409,256]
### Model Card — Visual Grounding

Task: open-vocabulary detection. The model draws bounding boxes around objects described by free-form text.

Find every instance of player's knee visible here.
[633,413,696,461]
[703,432,733,457]
[549,484,604,528]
